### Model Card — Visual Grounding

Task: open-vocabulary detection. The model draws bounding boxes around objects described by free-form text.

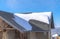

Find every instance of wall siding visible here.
[27,32,49,39]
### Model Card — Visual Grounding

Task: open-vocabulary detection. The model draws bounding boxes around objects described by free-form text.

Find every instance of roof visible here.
[15,12,51,24]
[15,12,54,29]
[0,11,54,32]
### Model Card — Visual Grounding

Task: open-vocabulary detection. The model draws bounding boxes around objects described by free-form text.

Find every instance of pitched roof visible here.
[0,11,54,32]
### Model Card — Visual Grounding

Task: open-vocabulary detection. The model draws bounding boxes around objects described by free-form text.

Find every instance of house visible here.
[0,11,54,39]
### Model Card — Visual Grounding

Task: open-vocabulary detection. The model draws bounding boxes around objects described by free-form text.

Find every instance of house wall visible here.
[48,31,51,39]
[7,30,15,39]
[27,32,49,39]
[2,30,15,39]
[29,32,36,39]
[0,32,3,39]
[0,18,16,39]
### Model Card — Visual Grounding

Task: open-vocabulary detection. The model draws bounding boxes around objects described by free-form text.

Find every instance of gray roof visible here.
[0,11,54,32]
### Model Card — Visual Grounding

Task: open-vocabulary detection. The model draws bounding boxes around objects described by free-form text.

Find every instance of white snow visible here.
[52,34,58,37]
[14,12,51,24]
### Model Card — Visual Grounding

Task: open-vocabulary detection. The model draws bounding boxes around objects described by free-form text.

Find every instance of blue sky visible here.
[0,0,60,27]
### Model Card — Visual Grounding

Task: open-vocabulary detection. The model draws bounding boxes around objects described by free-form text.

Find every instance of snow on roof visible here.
[14,12,51,24]
[13,12,52,31]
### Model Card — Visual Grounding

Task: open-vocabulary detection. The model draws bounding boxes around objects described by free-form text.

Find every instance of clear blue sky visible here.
[0,0,60,27]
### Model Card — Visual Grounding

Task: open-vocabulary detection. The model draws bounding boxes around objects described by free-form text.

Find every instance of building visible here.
[0,11,54,39]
